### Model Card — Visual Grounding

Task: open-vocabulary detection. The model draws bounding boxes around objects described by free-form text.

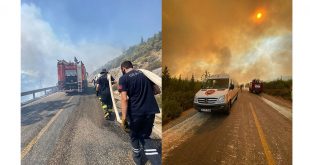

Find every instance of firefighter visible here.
[92,77,96,91]
[95,73,102,97]
[97,69,115,119]
[118,61,161,165]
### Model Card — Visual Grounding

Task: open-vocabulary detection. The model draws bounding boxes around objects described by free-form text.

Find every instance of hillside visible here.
[89,31,162,134]
[90,31,162,80]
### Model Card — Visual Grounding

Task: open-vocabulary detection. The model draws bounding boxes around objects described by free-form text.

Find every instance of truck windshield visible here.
[202,78,229,89]
[65,70,77,76]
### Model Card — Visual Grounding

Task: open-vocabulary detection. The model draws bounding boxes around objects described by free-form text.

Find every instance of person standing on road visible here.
[97,68,115,119]
[92,77,97,90]
[95,74,101,96]
[118,61,161,165]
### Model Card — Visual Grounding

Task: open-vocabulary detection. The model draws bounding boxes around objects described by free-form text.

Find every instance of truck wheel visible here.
[225,101,231,115]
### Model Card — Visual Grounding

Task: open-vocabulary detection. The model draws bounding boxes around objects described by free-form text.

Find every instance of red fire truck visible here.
[249,79,263,94]
[57,57,88,93]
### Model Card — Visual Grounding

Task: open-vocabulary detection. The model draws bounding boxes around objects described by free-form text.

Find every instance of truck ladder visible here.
[77,81,82,92]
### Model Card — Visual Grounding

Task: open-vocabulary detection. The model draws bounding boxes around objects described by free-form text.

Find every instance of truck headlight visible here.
[217,95,225,103]
[194,97,198,103]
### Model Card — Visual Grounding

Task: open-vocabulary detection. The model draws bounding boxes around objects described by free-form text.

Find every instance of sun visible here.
[252,9,266,23]
[256,12,262,19]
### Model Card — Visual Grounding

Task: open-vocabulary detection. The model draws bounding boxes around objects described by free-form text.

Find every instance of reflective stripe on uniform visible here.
[102,105,107,109]
[132,148,141,153]
[145,152,158,155]
[144,148,158,155]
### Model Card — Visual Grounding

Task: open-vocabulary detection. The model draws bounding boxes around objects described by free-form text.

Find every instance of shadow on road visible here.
[65,87,96,96]
[195,112,228,134]
[21,99,72,126]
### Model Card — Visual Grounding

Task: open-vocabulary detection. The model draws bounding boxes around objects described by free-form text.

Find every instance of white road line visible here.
[260,96,292,120]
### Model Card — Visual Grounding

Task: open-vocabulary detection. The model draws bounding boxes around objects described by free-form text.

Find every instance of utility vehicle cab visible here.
[194,74,239,114]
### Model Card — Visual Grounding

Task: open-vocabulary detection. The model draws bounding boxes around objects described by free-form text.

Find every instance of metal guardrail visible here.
[21,86,58,100]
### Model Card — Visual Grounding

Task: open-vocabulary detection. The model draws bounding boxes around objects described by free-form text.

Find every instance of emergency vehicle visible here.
[57,58,88,93]
[249,79,263,94]
[194,74,239,115]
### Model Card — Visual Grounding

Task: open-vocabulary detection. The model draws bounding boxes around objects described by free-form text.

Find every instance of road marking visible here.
[21,96,73,159]
[260,96,292,120]
[249,102,275,165]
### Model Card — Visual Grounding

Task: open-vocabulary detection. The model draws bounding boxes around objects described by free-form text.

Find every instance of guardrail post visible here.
[21,86,58,104]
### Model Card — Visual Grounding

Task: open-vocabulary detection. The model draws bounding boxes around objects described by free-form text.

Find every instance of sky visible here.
[21,0,161,91]
[163,0,292,83]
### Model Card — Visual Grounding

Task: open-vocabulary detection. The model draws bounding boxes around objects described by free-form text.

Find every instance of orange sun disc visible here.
[256,12,262,19]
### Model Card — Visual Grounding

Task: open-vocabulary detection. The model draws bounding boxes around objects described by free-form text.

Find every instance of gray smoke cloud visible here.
[21,4,122,91]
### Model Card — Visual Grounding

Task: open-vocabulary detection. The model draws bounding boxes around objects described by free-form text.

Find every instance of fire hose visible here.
[107,69,162,124]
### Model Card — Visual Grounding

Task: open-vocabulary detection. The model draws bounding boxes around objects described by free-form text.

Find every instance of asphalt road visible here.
[163,91,292,165]
[21,87,161,165]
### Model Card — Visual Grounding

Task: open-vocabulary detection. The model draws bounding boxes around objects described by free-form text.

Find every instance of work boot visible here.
[102,104,107,110]
[104,110,110,119]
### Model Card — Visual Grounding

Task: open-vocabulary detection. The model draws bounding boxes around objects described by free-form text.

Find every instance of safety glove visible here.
[121,118,130,133]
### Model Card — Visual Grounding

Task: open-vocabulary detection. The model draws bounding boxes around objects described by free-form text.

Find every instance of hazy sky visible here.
[163,0,292,83]
[21,0,161,91]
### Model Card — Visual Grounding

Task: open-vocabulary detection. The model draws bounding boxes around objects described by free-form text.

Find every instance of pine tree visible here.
[190,74,195,89]
[140,37,144,44]
[162,66,170,89]
[202,70,210,81]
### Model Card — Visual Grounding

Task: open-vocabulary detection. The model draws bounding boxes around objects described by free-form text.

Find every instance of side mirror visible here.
[229,84,234,90]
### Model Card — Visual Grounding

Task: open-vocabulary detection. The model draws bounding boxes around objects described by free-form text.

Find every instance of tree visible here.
[140,37,144,44]
[162,66,170,89]
[202,70,211,81]
[190,74,195,89]
[163,66,170,80]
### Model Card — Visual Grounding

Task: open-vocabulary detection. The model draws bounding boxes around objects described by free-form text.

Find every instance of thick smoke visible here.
[163,0,292,83]
[21,4,122,91]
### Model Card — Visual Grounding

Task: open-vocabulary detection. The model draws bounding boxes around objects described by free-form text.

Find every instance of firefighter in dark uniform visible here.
[97,69,115,119]
[118,61,161,165]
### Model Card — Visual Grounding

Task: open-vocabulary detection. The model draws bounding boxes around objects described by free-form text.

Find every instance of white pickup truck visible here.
[194,74,239,115]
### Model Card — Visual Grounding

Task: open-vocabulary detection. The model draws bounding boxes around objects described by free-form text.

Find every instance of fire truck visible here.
[57,57,88,93]
[249,79,263,94]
